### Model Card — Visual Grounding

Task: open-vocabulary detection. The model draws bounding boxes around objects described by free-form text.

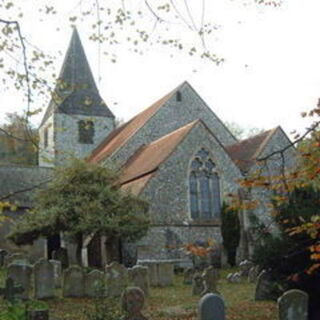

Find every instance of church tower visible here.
[38,28,115,167]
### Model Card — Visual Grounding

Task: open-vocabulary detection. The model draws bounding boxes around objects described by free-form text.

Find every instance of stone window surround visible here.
[188,148,222,222]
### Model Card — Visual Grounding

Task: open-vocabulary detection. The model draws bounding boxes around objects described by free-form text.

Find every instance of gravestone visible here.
[49,259,62,288]
[278,289,308,320]
[26,310,49,320]
[7,263,32,300]
[248,266,259,283]
[0,278,24,303]
[192,273,205,296]
[63,265,85,297]
[198,293,225,320]
[202,266,219,295]
[85,269,104,297]
[239,260,253,278]
[183,268,194,285]
[145,262,159,287]
[255,271,277,301]
[158,262,174,287]
[34,258,55,299]
[5,253,29,266]
[105,262,128,297]
[226,273,233,283]
[231,273,241,284]
[52,248,69,269]
[121,287,148,320]
[0,249,8,267]
[129,265,150,297]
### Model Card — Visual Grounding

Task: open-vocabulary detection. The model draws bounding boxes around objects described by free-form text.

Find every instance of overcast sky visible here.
[1,0,320,138]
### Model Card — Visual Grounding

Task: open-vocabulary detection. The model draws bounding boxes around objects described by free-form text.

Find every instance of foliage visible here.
[0,300,48,320]
[8,159,149,260]
[221,202,240,266]
[0,113,38,166]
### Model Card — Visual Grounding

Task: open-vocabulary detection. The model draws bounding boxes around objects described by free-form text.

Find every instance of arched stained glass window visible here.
[189,148,221,220]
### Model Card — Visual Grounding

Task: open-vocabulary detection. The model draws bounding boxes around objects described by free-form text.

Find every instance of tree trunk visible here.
[104,236,121,264]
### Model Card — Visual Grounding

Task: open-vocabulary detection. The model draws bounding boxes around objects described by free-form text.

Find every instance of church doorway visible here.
[47,234,61,259]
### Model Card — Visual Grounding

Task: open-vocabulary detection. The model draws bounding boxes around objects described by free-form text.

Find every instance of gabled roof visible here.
[119,120,199,187]
[89,84,183,163]
[226,127,278,173]
[40,28,114,127]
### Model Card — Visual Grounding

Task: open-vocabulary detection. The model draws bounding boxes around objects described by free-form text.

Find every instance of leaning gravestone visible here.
[278,289,308,320]
[105,262,128,297]
[129,265,150,297]
[158,262,174,287]
[63,265,85,297]
[0,249,8,267]
[52,248,69,269]
[121,287,148,320]
[7,263,33,300]
[202,266,219,295]
[248,266,259,283]
[85,269,104,297]
[49,259,62,288]
[192,273,205,296]
[34,258,55,299]
[198,293,225,320]
[255,270,277,301]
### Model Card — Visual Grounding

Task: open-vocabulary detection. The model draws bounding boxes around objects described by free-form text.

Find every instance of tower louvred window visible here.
[78,120,94,144]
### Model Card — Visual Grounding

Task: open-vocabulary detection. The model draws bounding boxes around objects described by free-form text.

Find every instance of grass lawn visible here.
[0,268,277,320]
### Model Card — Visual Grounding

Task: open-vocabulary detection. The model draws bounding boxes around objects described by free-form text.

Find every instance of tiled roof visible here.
[40,28,114,127]
[119,120,199,185]
[121,173,154,195]
[226,127,278,173]
[89,85,182,163]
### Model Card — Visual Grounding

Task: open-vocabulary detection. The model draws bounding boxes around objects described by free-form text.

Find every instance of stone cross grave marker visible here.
[105,262,128,297]
[128,265,150,297]
[198,293,225,320]
[121,287,148,320]
[0,278,24,303]
[34,258,55,299]
[278,289,308,320]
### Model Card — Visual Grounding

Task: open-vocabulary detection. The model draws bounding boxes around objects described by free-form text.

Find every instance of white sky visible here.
[1,0,320,138]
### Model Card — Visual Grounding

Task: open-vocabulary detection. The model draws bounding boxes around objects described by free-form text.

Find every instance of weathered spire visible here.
[40,27,114,126]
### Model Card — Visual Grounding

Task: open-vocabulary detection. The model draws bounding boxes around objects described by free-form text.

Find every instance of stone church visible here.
[0,28,296,267]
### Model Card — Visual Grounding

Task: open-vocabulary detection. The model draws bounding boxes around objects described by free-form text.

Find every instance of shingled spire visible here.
[41,27,114,125]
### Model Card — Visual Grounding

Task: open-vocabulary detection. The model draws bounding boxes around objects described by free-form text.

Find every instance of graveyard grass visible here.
[0,268,277,320]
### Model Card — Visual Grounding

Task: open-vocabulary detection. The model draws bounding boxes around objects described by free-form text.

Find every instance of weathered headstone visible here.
[145,262,159,287]
[226,273,233,283]
[198,293,225,320]
[255,270,277,301]
[26,310,49,320]
[105,262,128,297]
[0,278,24,303]
[85,269,104,297]
[52,248,69,269]
[129,265,150,297]
[248,266,259,283]
[5,253,29,266]
[63,265,85,297]
[0,249,8,267]
[201,266,219,295]
[183,268,194,285]
[121,287,148,320]
[231,273,241,284]
[49,259,62,288]
[239,260,253,278]
[158,262,174,287]
[278,289,308,320]
[192,273,205,296]
[34,258,55,299]
[7,263,33,300]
